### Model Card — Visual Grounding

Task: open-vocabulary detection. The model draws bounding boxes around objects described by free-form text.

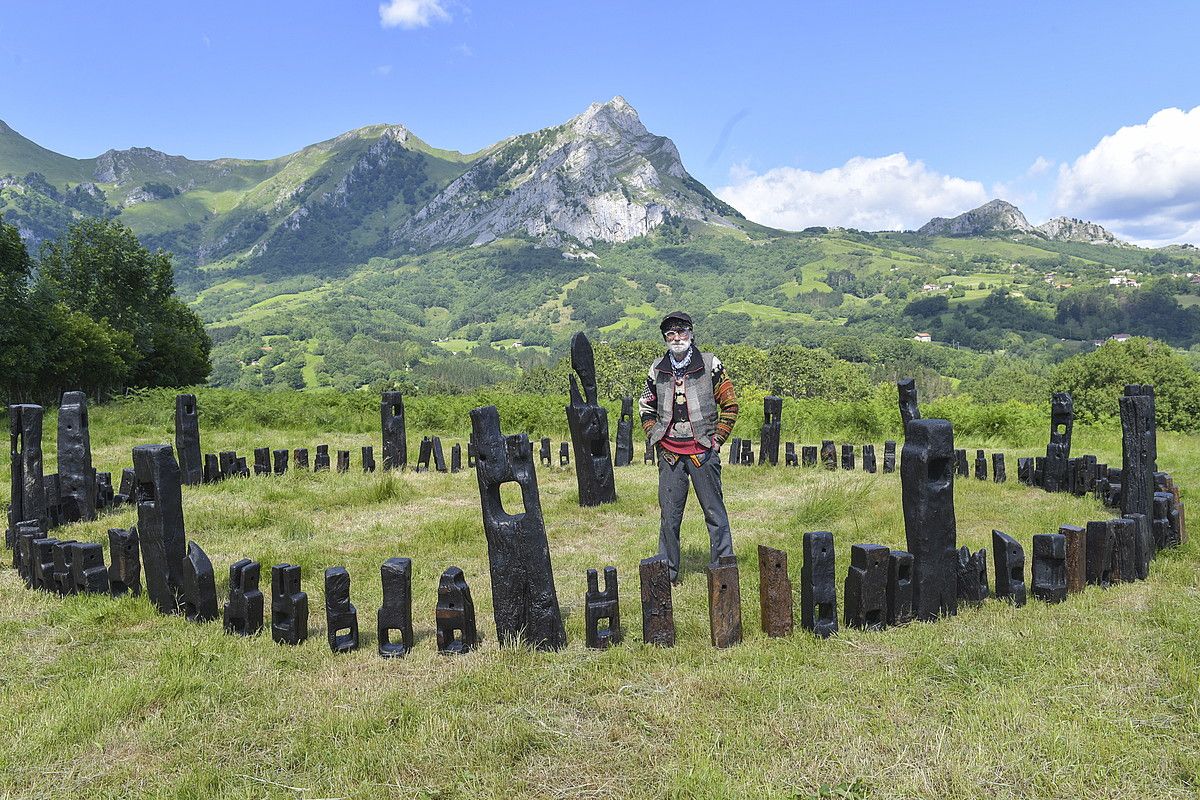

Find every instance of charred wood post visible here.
[175,394,203,486]
[180,541,218,623]
[324,566,359,654]
[757,544,793,637]
[1031,533,1067,603]
[223,559,263,636]
[801,531,837,638]
[565,333,617,506]
[377,557,415,658]
[639,555,675,647]
[8,404,46,552]
[615,396,635,467]
[886,550,914,626]
[381,391,407,470]
[759,396,782,466]
[108,527,141,597]
[1044,392,1074,492]
[901,420,958,621]
[844,544,888,630]
[992,530,1026,606]
[469,405,566,650]
[133,444,187,614]
[270,564,308,645]
[436,566,479,654]
[898,378,921,429]
[584,566,623,649]
[707,554,742,648]
[956,546,989,605]
[57,391,95,523]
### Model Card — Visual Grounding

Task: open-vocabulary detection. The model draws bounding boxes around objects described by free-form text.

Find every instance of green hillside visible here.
[0,120,95,186]
[4,113,1200,397]
[185,222,1200,393]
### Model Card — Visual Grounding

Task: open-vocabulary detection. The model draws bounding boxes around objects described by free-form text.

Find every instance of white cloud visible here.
[989,156,1056,214]
[1055,106,1200,245]
[374,64,393,76]
[716,153,988,232]
[379,0,451,29]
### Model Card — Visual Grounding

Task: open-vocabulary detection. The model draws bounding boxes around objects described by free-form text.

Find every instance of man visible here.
[639,311,739,584]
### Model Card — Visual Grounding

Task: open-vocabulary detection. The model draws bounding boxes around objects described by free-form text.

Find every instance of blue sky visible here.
[2,1,1199,243]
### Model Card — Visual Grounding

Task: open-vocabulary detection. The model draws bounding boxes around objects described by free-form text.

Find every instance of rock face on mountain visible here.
[918,199,1033,237]
[0,100,745,263]
[918,200,1129,246]
[1035,216,1127,246]
[393,96,742,249]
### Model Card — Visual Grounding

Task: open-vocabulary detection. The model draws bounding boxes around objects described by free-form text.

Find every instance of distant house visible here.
[914,332,932,343]
[1109,333,1132,343]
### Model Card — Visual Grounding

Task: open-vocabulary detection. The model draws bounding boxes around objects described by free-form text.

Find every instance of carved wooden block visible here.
[378,557,414,658]
[271,564,308,645]
[801,531,837,638]
[844,544,888,630]
[107,527,141,597]
[470,405,566,651]
[1059,524,1086,594]
[223,559,263,636]
[324,566,359,654]
[180,541,218,623]
[902,420,958,620]
[992,530,1026,606]
[381,391,407,470]
[174,394,202,486]
[639,555,674,647]
[707,555,742,648]
[886,550,914,626]
[1031,533,1066,603]
[436,566,479,654]
[757,545,792,637]
[802,445,817,468]
[584,566,622,649]
[956,546,988,605]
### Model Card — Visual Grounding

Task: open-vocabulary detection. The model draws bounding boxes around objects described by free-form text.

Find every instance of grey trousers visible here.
[657,450,734,581]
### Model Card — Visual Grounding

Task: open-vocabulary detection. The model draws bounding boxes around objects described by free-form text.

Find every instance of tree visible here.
[1052,338,1200,431]
[0,215,42,400]
[36,218,211,392]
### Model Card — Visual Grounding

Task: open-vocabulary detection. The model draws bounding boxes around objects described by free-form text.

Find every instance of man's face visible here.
[665,327,692,354]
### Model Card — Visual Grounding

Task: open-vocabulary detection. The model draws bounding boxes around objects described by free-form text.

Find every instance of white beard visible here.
[668,341,691,356]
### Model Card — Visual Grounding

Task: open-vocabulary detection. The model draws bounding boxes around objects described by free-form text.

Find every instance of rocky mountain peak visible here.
[393,96,739,249]
[918,199,1033,236]
[93,146,196,186]
[569,96,648,141]
[1035,216,1127,246]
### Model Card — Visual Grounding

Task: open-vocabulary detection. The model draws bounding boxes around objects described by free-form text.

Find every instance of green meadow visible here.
[1,393,1197,799]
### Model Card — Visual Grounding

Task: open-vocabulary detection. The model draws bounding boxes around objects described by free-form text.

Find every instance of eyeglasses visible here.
[664,329,692,341]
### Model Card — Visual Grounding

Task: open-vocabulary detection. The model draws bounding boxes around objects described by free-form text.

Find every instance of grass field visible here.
[1,402,1198,799]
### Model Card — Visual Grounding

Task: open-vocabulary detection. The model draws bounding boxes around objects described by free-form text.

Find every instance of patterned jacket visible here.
[639,346,738,448]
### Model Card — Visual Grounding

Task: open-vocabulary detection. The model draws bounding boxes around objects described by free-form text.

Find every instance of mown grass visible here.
[1,405,1198,799]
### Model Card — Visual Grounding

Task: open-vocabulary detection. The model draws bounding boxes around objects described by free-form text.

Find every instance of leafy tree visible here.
[761,345,872,402]
[37,218,211,389]
[1052,338,1200,431]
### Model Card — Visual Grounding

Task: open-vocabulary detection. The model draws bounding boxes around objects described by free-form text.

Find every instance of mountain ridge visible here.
[917,198,1128,246]
[0,99,749,267]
